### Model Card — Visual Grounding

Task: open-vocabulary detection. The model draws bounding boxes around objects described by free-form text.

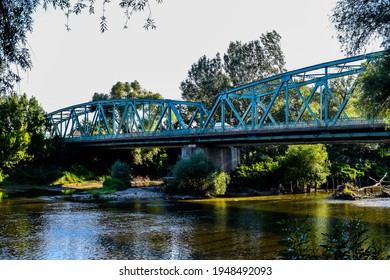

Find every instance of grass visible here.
[51,171,84,185]
[0,191,8,199]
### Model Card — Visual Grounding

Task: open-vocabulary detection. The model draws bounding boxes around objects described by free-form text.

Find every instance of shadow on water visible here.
[0,192,389,260]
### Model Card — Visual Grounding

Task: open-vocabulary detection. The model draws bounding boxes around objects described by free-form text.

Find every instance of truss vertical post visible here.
[285,78,289,127]
[251,87,256,130]
[168,104,172,131]
[324,67,329,127]
[112,102,116,135]
[221,97,225,130]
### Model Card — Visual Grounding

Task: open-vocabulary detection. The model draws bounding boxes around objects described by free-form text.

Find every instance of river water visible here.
[0,192,389,260]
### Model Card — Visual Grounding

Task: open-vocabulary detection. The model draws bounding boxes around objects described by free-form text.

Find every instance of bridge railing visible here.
[61,117,385,143]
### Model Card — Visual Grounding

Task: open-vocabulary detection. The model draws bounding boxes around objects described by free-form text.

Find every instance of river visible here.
[0,192,389,260]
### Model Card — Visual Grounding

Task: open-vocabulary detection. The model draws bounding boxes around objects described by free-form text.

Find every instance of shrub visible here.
[51,171,83,185]
[209,171,230,196]
[111,160,132,181]
[279,217,390,260]
[230,160,279,191]
[170,151,230,197]
[173,150,214,182]
[103,176,128,191]
[0,191,8,199]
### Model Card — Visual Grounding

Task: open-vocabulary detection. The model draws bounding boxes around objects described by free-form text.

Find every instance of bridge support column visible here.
[181,146,240,173]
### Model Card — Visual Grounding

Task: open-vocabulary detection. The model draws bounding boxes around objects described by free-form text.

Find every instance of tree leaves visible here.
[180,31,286,110]
[331,0,390,55]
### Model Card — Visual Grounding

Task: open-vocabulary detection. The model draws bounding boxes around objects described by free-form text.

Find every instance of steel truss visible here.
[47,51,388,144]
[201,51,386,131]
[47,99,208,139]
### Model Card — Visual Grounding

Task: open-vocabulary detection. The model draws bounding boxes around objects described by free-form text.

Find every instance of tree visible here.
[331,0,390,120]
[91,80,167,178]
[281,144,330,189]
[224,30,286,86]
[173,150,215,195]
[180,31,286,110]
[0,94,46,175]
[0,0,163,94]
[357,54,390,121]
[331,0,389,55]
[180,54,231,110]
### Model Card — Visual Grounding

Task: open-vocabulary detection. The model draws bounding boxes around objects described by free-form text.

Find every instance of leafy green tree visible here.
[357,54,390,121]
[224,30,286,86]
[231,159,280,191]
[0,126,31,173]
[180,31,286,110]
[180,54,231,110]
[1,0,163,94]
[173,150,217,195]
[94,80,163,101]
[91,81,167,178]
[0,94,46,175]
[331,0,389,55]
[111,159,132,181]
[281,144,330,188]
[331,0,390,120]
[331,163,365,184]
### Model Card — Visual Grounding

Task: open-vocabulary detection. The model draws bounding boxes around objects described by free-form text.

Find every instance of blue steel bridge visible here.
[47,51,390,149]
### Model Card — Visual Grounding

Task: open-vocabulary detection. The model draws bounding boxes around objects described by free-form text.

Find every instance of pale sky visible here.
[18,0,379,113]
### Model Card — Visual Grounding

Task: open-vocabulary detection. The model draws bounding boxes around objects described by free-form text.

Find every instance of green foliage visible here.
[51,171,83,185]
[171,150,229,196]
[278,218,320,260]
[358,54,390,122]
[103,176,127,191]
[279,217,390,260]
[180,53,231,110]
[231,160,280,191]
[0,170,5,183]
[331,163,365,183]
[331,0,389,55]
[0,94,46,176]
[180,31,286,110]
[111,160,132,182]
[208,171,230,196]
[331,0,389,122]
[0,125,32,171]
[94,80,164,101]
[88,179,118,198]
[0,191,8,199]
[92,81,167,178]
[281,144,330,187]
[224,30,286,86]
[173,150,214,182]
[61,189,76,195]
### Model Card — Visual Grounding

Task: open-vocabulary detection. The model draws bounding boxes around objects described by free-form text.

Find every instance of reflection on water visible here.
[0,193,389,260]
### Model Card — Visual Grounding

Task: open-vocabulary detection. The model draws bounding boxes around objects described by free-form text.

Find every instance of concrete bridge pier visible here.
[181,145,240,173]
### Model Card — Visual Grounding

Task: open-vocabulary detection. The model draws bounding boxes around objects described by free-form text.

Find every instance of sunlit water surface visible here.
[0,192,389,259]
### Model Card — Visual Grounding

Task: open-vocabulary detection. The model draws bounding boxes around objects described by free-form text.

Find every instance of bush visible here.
[51,171,83,185]
[173,150,229,195]
[0,191,8,199]
[279,217,390,260]
[209,171,230,196]
[103,176,128,191]
[111,160,132,181]
[173,150,214,182]
[230,160,279,191]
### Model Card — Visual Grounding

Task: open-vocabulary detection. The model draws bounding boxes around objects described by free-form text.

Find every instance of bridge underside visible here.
[65,122,390,149]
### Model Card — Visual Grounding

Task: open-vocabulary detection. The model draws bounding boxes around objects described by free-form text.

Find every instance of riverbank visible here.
[2,182,390,202]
